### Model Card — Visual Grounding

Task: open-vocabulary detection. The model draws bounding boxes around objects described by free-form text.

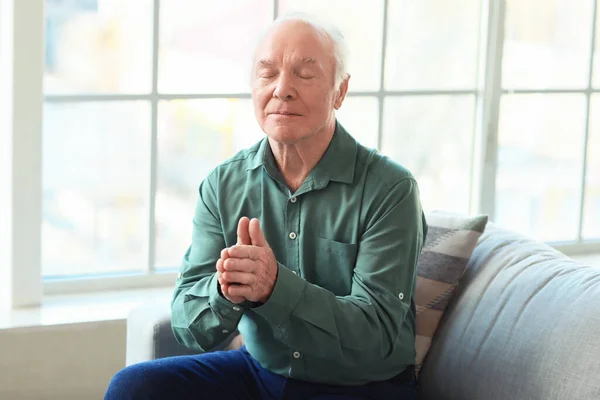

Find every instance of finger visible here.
[221,281,231,292]
[220,248,229,260]
[221,271,256,285]
[227,284,253,299]
[249,218,268,247]
[227,245,261,260]
[216,258,226,273]
[221,284,246,304]
[237,217,251,245]
[223,257,255,272]
[221,281,232,294]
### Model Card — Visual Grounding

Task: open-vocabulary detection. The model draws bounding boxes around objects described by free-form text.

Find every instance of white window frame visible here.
[1,0,44,308]
[1,0,598,303]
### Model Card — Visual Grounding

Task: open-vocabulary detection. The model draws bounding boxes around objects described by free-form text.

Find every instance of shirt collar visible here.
[247,137,274,172]
[247,120,358,186]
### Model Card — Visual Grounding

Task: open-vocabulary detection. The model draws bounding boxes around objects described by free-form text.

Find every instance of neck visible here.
[269,120,336,192]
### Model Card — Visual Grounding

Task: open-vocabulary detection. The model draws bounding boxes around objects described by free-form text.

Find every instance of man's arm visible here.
[170,174,245,352]
[253,178,425,363]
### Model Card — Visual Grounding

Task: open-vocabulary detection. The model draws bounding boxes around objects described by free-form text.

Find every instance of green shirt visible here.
[171,122,428,385]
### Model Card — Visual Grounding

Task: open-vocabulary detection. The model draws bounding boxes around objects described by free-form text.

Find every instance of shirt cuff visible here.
[208,274,247,321]
[253,263,306,326]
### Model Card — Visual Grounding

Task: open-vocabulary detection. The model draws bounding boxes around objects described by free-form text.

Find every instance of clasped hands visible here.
[217,217,278,304]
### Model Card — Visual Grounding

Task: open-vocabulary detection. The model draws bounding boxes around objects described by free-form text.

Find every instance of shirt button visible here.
[293,351,301,359]
[292,271,297,275]
[290,197,297,203]
[233,306,241,312]
[289,232,297,240]
[399,293,404,300]
[177,272,182,279]
[222,329,229,334]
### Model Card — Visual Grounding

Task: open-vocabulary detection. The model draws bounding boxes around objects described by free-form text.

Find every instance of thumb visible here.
[237,217,251,245]
[249,218,267,247]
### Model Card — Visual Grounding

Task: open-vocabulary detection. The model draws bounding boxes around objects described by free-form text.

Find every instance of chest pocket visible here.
[314,237,358,296]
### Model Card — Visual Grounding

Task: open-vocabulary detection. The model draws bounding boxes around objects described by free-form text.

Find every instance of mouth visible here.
[269,111,301,117]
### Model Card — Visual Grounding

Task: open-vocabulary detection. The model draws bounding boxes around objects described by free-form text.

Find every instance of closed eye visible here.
[296,68,317,80]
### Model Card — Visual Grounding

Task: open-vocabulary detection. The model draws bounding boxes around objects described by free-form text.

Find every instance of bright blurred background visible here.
[41,0,599,278]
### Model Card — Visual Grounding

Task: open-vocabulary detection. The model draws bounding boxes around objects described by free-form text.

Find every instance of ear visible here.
[334,75,350,110]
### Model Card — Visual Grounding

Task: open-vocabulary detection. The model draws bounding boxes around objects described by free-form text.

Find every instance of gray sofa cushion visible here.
[419,225,600,400]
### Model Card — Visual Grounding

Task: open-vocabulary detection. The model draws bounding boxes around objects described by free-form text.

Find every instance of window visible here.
[496,0,598,244]
[44,0,155,278]
[19,0,595,291]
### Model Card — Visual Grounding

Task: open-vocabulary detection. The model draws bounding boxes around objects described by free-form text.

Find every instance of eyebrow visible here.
[300,57,316,65]
[258,59,276,68]
[257,57,318,68]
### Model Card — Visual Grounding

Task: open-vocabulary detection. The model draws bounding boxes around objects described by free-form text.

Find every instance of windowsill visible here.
[571,253,600,267]
[0,286,173,330]
[1,252,597,331]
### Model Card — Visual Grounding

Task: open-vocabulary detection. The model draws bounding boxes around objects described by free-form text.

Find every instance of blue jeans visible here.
[105,347,418,400]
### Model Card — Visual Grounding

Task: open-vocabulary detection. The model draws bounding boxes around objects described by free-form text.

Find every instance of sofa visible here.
[126,224,600,399]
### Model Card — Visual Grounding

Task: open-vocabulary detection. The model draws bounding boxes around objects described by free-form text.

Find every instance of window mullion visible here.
[469,0,490,214]
[377,0,389,151]
[477,0,506,219]
[577,0,598,243]
[148,0,161,273]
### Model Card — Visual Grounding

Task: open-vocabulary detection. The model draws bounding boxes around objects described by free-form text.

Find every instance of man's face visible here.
[251,21,348,144]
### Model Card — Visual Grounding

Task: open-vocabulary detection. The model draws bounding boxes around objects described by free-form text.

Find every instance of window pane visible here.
[503,0,594,89]
[45,0,153,95]
[584,96,600,240]
[43,102,150,277]
[336,96,379,149]
[381,95,475,214]
[496,94,586,242]
[156,99,264,268]
[159,0,272,94]
[279,0,384,92]
[385,0,481,90]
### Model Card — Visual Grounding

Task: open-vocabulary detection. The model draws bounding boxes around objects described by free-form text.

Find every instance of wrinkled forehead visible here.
[253,20,334,68]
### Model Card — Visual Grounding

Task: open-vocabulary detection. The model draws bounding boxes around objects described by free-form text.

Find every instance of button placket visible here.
[285,188,301,281]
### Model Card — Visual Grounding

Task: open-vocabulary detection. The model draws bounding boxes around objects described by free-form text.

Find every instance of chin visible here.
[264,123,311,144]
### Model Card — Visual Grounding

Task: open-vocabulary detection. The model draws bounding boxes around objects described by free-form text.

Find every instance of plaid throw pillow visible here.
[414,211,488,374]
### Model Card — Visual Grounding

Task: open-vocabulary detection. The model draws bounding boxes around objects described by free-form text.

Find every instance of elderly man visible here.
[106,13,427,400]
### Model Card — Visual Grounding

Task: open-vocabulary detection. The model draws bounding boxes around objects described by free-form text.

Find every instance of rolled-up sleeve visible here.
[170,174,245,352]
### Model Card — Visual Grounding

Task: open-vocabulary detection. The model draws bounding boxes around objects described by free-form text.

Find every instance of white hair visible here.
[255,12,351,88]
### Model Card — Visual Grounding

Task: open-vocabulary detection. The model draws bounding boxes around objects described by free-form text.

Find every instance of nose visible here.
[273,72,296,100]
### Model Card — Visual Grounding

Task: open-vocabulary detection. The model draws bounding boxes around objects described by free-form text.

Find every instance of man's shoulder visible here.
[356,144,415,189]
[207,139,264,181]
[220,139,264,169]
